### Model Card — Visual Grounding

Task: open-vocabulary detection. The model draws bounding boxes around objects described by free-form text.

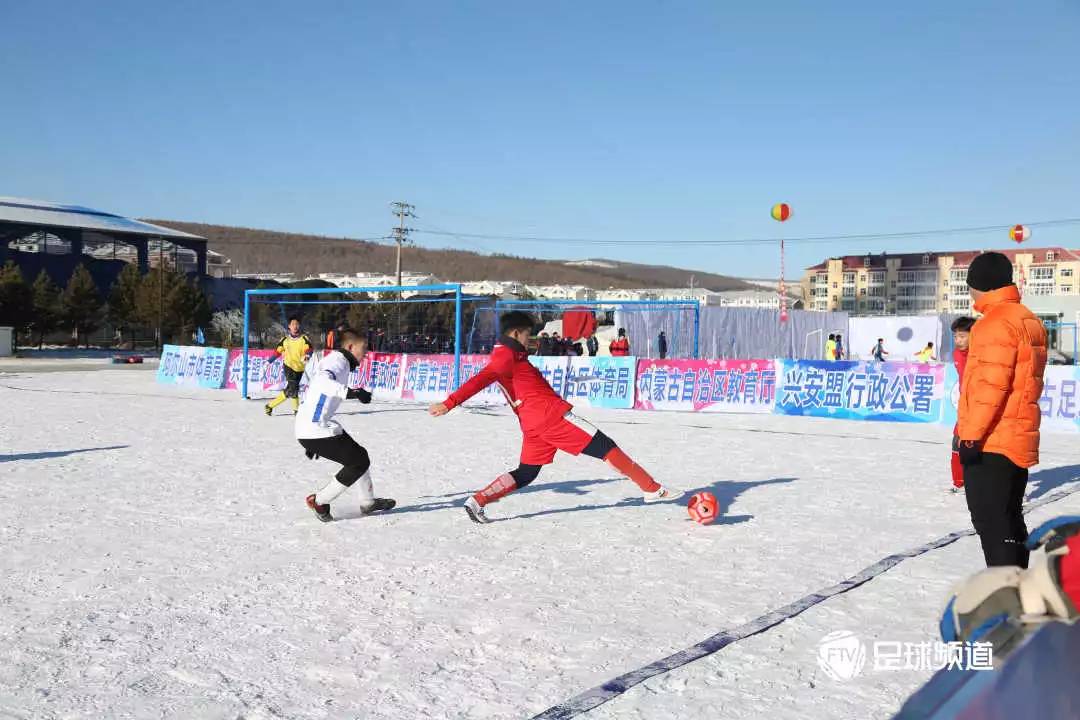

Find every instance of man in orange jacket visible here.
[957,252,1047,568]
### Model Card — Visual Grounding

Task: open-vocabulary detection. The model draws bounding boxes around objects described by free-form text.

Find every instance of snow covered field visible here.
[2,367,1079,720]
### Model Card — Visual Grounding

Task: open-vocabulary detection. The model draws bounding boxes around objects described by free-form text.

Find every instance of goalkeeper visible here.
[265,316,312,416]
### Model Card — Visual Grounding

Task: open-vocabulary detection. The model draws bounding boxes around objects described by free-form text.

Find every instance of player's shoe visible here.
[360,498,396,515]
[264,404,273,416]
[643,485,682,503]
[464,496,491,524]
[305,494,333,522]
[950,486,965,494]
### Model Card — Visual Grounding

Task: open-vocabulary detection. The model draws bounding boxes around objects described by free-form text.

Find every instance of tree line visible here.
[0,261,211,348]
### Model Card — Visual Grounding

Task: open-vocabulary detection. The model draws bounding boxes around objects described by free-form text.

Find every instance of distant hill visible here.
[144,220,753,291]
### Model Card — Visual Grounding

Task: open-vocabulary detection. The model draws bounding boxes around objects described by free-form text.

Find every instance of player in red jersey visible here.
[429,311,680,523]
[949,316,974,492]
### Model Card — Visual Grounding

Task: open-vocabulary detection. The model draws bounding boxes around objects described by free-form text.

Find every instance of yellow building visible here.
[802,247,1080,316]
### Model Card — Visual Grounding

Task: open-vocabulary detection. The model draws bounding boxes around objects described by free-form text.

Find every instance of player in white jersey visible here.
[296,329,395,522]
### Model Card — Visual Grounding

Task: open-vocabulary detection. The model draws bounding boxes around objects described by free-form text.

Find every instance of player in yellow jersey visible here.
[265,317,313,416]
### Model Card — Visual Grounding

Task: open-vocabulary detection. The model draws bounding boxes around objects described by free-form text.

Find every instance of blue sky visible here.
[3,1,1078,277]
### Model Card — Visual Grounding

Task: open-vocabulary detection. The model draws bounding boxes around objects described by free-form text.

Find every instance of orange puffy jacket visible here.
[957,285,1047,468]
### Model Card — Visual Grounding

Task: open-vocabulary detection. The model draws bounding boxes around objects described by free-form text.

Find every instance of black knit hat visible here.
[966,252,1014,292]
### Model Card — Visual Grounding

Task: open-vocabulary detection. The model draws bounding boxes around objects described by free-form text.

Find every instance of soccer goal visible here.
[467,298,700,358]
[241,283,476,398]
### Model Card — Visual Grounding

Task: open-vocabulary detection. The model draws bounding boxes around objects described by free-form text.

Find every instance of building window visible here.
[832,282,838,289]
[843,272,856,285]
[950,268,968,281]
[1061,268,1074,278]
[863,256,871,268]
[1047,251,1057,262]
[1061,285,1073,294]
[1030,266,1054,281]
[869,271,885,284]
[816,272,828,284]
[922,253,931,265]
[842,287,855,297]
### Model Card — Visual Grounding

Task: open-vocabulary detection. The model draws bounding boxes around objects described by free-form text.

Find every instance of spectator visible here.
[825,333,837,360]
[538,332,553,356]
[834,333,844,360]
[957,251,1047,568]
[609,328,631,357]
[657,331,668,359]
[871,337,888,362]
[915,341,936,362]
[551,332,564,356]
[586,334,599,357]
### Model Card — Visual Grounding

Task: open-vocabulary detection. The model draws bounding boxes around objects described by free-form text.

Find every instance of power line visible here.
[412,217,1080,247]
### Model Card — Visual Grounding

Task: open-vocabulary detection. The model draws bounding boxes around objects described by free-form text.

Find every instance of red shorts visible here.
[520,413,597,466]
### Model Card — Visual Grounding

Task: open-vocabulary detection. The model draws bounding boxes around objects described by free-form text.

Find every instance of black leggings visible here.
[509,432,617,489]
[298,432,370,485]
[283,367,302,398]
[964,452,1029,568]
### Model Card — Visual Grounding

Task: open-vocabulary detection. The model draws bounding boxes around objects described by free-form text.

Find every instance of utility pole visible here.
[158,238,164,350]
[389,201,416,291]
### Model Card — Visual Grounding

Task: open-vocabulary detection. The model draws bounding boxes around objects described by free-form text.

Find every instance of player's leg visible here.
[266,390,288,414]
[285,367,301,412]
[300,433,394,521]
[464,464,543,524]
[463,434,554,523]
[551,413,680,502]
[950,436,964,491]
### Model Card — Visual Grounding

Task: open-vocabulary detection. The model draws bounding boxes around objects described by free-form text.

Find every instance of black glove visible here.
[346,387,372,404]
[957,439,982,466]
[304,449,319,460]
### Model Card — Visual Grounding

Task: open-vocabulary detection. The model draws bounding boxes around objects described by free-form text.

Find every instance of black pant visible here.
[964,452,1029,568]
[298,433,370,485]
[283,367,302,398]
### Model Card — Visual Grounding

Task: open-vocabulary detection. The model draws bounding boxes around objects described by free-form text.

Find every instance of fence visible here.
[159,344,1080,435]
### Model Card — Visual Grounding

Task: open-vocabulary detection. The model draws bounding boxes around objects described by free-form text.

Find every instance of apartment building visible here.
[802,247,1080,315]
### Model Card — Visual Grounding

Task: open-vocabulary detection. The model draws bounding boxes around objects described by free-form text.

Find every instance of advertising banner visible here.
[529,356,572,398]
[157,345,229,389]
[351,352,406,400]
[634,358,777,413]
[224,349,285,392]
[400,354,506,405]
[941,363,1079,434]
[1037,365,1080,434]
[564,356,636,410]
[775,360,945,422]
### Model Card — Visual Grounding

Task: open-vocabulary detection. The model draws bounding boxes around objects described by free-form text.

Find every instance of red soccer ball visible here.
[687,492,720,525]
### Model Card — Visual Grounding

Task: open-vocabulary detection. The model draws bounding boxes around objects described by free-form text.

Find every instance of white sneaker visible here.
[464,496,491,524]
[643,486,682,503]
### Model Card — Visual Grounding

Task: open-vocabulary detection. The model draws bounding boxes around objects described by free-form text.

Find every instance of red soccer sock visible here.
[951,452,964,489]
[603,447,661,493]
[473,473,517,507]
